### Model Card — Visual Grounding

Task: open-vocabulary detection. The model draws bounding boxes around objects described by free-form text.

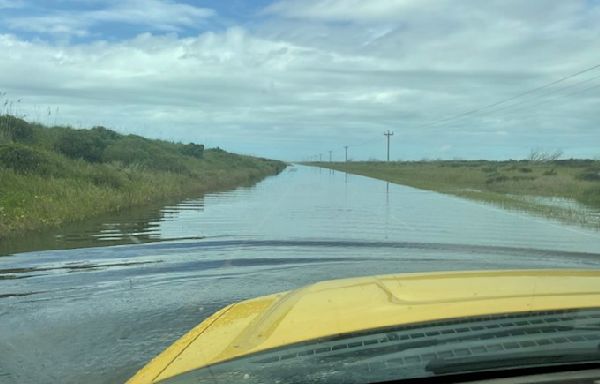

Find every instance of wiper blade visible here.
[338,324,600,367]
[426,348,600,375]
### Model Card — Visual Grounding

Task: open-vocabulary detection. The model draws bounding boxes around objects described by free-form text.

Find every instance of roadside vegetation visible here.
[312,159,600,228]
[0,115,286,238]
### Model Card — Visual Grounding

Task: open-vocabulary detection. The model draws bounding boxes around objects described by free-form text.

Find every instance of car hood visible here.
[127,269,600,384]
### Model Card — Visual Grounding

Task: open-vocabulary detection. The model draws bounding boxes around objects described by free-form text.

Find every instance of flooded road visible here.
[2,165,600,383]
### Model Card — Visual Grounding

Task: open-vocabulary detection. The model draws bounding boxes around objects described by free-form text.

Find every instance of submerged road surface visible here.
[1,165,600,383]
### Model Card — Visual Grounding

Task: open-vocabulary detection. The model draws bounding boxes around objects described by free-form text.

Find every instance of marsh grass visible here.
[0,116,286,238]
[311,160,600,228]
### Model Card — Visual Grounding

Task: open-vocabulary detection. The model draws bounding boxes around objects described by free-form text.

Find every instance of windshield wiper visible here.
[337,322,600,366]
[426,348,600,375]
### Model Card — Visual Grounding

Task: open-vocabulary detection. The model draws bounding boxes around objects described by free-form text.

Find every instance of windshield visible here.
[1,1,599,384]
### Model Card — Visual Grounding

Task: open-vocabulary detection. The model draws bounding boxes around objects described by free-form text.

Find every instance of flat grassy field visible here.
[0,116,286,239]
[311,160,600,228]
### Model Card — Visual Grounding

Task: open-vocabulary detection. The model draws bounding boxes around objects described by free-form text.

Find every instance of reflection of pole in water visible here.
[384,182,390,239]
[344,172,348,184]
[386,182,389,205]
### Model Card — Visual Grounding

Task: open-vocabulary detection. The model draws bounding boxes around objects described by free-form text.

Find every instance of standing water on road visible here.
[2,165,600,383]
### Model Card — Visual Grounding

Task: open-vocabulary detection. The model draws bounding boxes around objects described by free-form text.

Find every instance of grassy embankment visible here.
[0,115,286,239]
[312,160,600,228]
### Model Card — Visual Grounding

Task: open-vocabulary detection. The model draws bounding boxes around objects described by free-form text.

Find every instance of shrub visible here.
[0,144,50,174]
[511,175,536,181]
[486,174,509,184]
[89,166,127,188]
[518,167,532,173]
[481,166,497,173]
[180,143,204,159]
[556,159,594,167]
[103,137,151,164]
[528,149,563,162]
[0,129,9,144]
[148,152,189,173]
[103,136,190,173]
[580,186,600,208]
[543,168,557,176]
[0,115,34,143]
[54,129,111,162]
[576,168,600,182]
[91,126,120,141]
[209,147,226,153]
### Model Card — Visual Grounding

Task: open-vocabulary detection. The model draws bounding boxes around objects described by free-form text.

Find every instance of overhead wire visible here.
[307,62,600,161]
[411,62,600,131]
[429,71,600,130]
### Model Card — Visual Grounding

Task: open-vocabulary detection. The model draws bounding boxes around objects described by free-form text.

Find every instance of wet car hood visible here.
[127,269,600,384]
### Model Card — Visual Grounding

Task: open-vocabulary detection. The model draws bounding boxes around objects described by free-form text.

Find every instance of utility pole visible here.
[329,150,332,162]
[319,153,322,162]
[384,130,394,162]
[344,146,348,162]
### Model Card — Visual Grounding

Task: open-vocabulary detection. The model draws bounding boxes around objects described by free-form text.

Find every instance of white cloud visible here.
[265,0,587,26]
[265,0,431,21]
[0,0,23,9]
[1,1,600,160]
[6,0,215,36]
[7,16,90,36]
[90,0,215,30]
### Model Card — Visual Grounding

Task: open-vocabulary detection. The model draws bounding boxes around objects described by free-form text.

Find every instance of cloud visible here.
[90,0,215,30]
[0,0,23,9]
[1,1,599,160]
[265,0,430,21]
[5,0,215,36]
[7,16,90,36]
[265,0,587,26]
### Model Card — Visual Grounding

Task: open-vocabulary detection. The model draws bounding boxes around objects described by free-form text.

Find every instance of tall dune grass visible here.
[0,116,286,238]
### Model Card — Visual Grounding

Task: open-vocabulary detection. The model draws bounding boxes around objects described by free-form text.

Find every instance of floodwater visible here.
[1,165,600,383]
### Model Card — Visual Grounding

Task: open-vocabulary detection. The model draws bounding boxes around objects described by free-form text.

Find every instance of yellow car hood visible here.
[128,269,600,384]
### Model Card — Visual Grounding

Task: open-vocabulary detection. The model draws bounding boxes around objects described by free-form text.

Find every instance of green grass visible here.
[0,116,286,238]
[310,160,600,228]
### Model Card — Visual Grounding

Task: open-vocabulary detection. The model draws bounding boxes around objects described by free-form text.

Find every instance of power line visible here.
[307,62,600,162]
[425,73,600,133]
[413,62,600,131]
[468,73,600,120]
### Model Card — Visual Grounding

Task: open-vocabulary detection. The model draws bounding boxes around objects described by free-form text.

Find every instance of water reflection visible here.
[3,165,600,257]
[386,181,390,205]
[0,197,206,256]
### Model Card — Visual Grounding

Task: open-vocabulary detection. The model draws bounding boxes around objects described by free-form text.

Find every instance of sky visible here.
[1,0,599,161]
